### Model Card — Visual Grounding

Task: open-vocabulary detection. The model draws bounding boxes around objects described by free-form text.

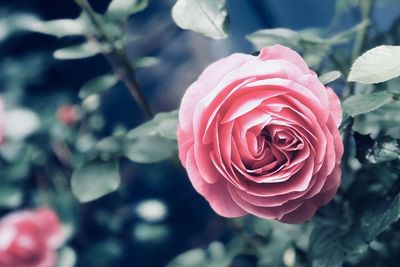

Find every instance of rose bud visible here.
[177,45,343,224]
[0,208,64,267]
[57,105,79,126]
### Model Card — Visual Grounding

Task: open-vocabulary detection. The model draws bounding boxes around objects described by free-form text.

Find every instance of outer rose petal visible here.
[327,87,343,126]
[177,45,343,224]
[36,249,56,267]
[259,45,310,74]
[280,166,341,223]
[177,128,193,167]
[34,209,64,248]
[185,147,247,217]
[179,53,254,134]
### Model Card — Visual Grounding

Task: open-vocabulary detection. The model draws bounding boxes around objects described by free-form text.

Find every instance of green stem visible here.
[351,0,375,61]
[328,53,347,75]
[343,0,375,172]
[347,0,374,97]
[74,0,154,119]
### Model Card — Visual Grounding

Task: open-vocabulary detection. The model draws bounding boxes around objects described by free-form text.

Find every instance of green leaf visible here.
[0,142,31,180]
[348,45,400,84]
[79,74,118,98]
[172,0,229,39]
[342,92,393,117]
[57,247,77,267]
[256,221,305,267]
[246,28,299,49]
[27,16,87,37]
[0,186,23,208]
[319,71,341,85]
[127,110,178,140]
[133,223,169,242]
[297,28,326,45]
[166,242,233,267]
[328,19,370,45]
[360,192,400,242]
[366,137,400,164]
[71,160,120,202]
[96,137,122,155]
[353,100,400,139]
[106,0,148,19]
[166,249,206,267]
[54,42,101,60]
[339,230,368,255]
[134,57,160,68]
[309,220,345,267]
[355,133,400,164]
[124,135,177,164]
[247,20,370,52]
[340,191,400,255]
[247,27,332,50]
[86,239,122,265]
[0,13,39,42]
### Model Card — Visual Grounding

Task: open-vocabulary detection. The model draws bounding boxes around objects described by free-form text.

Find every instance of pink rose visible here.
[177,45,343,224]
[0,208,64,267]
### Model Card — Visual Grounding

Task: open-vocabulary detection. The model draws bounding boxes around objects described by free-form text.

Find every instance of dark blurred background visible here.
[0,0,399,266]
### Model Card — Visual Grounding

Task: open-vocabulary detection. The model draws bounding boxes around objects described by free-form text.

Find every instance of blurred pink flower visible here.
[177,45,343,224]
[0,208,64,267]
[57,105,79,126]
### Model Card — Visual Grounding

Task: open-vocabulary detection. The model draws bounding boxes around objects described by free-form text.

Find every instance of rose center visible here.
[247,126,303,174]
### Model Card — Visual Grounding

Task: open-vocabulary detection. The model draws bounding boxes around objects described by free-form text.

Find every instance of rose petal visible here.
[327,87,343,127]
[179,53,254,134]
[177,45,344,224]
[185,147,247,217]
[258,45,311,74]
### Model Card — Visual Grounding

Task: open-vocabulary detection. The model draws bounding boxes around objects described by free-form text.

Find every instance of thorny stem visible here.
[74,0,154,119]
